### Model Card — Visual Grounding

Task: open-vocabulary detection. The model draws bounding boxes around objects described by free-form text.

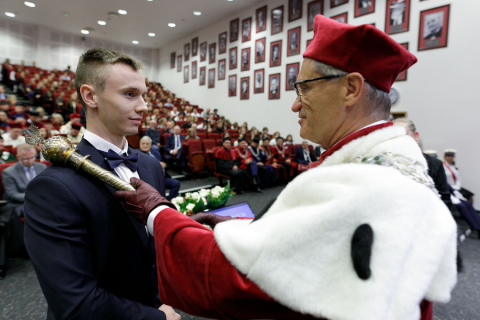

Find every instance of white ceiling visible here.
[2,0,260,48]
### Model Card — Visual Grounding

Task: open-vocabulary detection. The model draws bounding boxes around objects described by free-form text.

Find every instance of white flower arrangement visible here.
[173,182,233,216]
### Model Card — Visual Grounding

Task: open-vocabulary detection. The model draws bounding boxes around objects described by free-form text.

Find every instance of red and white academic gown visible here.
[230,147,253,170]
[148,122,456,320]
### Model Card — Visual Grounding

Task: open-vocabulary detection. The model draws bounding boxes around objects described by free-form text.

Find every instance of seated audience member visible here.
[60,71,71,82]
[43,86,54,114]
[191,108,202,118]
[157,118,167,130]
[248,138,276,187]
[164,125,185,171]
[65,92,79,120]
[144,119,161,149]
[60,113,82,134]
[164,98,174,107]
[213,109,220,117]
[10,105,28,122]
[138,136,180,200]
[284,134,294,145]
[197,119,208,130]
[67,123,83,144]
[231,122,239,130]
[41,119,59,137]
[0,110,9,129]
[0,136,16,162]
[185,128,199,140]
[233,133,245,147]
[201,108,211,118]
[2,123,26,147]
[51,113,64,130]
[214,138,248,194]
[214,120,224,133]
[55,91,66,116]
[26,110,42,127]
[271,136,297,178]
[182,116,194,129]
[164,120,175,133]
[262,127,269,136]
[295,141,316,165]
[270,131,280,145]
[231,138,261,192]
[0,85,7,100]
[221,131,230,141]
[174,113,185,122]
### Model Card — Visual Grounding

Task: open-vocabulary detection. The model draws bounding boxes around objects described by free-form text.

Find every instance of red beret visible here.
[303,15,417,93]
[69,113,81,120]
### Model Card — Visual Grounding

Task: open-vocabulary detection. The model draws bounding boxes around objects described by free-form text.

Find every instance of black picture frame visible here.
[331,12,348,24]
[170,52,176,69]
[271,6,284,35]
[177,55,182,72]
[184,66,189,83]
[355,0,375,18]
[254,69,264,93]
[255,38,266,64]
[192,61,197,79]
[418,4,450,51]
[287,27,301,56]
[241,48,251,71]
[242,17,252,43]
[308,1,323,31]
[199,66,206,86]
[240,76,250,100]
[209,43,216,64]
[396,43,408,81]
[269,73,281,100]
[270,40,282,67]
[184,43,190,61]
[331,0,349,8]
[229,47,238,70]
[385,0,411,35]
[228,75,237,97]
[218,59,226,80]
[256,6,267,33]
[288,0,303,22]
[208,68,215,88]
[192,37,198,56]
[230,18,239,42]
[219,32,227,54]
[200,42,207,62]
[286,63,299,91]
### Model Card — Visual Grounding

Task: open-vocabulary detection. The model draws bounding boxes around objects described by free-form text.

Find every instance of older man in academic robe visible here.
[231,138,261,192]
[214,138,248,194]
[248,137,276,187]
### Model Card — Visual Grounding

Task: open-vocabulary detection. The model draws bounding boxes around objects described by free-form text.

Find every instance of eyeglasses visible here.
[293,75,344,99]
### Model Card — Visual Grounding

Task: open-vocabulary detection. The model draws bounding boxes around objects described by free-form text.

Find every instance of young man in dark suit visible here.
[24,48,180,320]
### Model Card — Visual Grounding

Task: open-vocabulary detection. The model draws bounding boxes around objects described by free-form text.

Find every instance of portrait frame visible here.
[209,43,216,64]
[287,27,301,57]
[192,37,198,56]
[307,0,323,32]
[418,5,450,51]
[253,69,265,94]
[192,61,197,79]
[268,73,281,100]
[208,68,215,88]
[218,59,226,80]
[242,17,252,43]
[219,32,227,54]
[255,38,266,64]
[229,47,238,70]
[271,5,284,35]
[199,66,206,86]
[331,0,349,8]
[288,0,303,22]
[230,18,239,43]
[285,63,299,91]
[170,52,176,69]
[240,77,250,100]
[395,43,408,81]
[184,43,190,62]
[306,39,313,48]
[355,0,375,18]
[177,55,182,72]
[256,6,267,33]
[331,12,348,24]
[270,40,282,68]
[228,75,237,97]
[184,66,189,83]
[241,48,251,71]
[199,42,207,62]
[385,0,411,35]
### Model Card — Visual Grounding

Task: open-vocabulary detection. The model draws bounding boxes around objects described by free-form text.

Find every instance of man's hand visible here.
[190,212,233,229]
[159,304,181,320]
[172,149,178,156]
[257,162,264,166]
[114,178,176,224]
[245,158,252,165]
[232,165,238,170]
[286,159,291,163]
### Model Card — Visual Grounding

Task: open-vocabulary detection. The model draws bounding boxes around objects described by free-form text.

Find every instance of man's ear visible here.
[343,72,364,107]
[79,84,98,110]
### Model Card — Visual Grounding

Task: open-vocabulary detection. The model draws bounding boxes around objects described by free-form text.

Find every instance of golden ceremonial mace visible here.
[24,125,135,191]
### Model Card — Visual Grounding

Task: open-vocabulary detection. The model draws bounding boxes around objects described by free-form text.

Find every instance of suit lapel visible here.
[15,163,29,187]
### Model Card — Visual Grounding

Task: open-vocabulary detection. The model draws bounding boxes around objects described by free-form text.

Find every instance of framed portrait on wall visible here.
[287,27,301,56]
[242,17,252,42]
[199,66,206,86]
[269,73,281,100]
[288,0,303,22]
[331,12,348,24]
[218,59,226,80]
[385,0,410,35]
[240,77,250,100]
[418,5,450,51]
[230,18,239,42]
[219,32,227,54]
[200,42,207,62]
[228,75,237,97]
[271,6,284,35]
[241,48,251,71]
[308,1,323,32]
[184,43,190,61]
[256,6,267,33]
[270,40,282,67]
[396,43,408,81]
[255,38,266,63]
[254,69,264,93]
[331,0,349,8]
[192,61,197,79]
[177,55,182,72]
[229,47,238,70]
[208,68,215,88]
[192,37,198,56]
[184,66,189,83]
[306,39,313,48]
[286,63,299,91]
[170,52,176,69]
[355,0,375,18]
[209,43,216,64]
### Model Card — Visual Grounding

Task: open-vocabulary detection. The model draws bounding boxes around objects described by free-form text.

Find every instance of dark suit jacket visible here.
[144,128,161,145]
[423,153,452,210]
[24,139,167,320]
[294,146,315,165]
[164,134,184,159]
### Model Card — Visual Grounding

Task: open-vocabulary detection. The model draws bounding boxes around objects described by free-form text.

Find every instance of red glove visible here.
[115,177,176,224]
[190,212,233,229]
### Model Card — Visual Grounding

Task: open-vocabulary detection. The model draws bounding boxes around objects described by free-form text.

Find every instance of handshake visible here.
[115,178,233,228]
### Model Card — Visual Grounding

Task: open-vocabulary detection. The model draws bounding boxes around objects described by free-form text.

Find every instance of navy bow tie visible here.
[100,149,138,172]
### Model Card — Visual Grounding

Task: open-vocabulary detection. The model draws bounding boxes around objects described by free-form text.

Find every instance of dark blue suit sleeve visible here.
[294,147,308,165]
[24,175,165,320]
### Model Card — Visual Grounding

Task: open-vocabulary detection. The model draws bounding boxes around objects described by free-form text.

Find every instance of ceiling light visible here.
[5,12,15,17]
[132,40,139,44]
[147,0,153,1]
[81,30,89,34]
[98,20,106,25]
[168,23,176,27]
[228,0,233,2]
[148,33,155,37]
[24,1,36,8]
[118,9,127,15]
[193,11,202,16]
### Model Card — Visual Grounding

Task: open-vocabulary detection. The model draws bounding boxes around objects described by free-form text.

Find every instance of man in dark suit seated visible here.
[23,48,180,320]
[144,119,161,150]
[164,125,185,172]
[138,136,180,200]
[294,141,316,165]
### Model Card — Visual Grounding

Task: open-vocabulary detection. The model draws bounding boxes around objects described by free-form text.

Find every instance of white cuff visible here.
[169,150,173,154]
[147,205,171,236]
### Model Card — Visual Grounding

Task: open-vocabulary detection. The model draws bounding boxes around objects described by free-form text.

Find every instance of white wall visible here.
[0,17,158,80]
[156,0,480,203]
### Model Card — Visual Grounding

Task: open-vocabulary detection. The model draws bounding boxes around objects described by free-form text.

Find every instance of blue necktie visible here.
[100,149,138,172]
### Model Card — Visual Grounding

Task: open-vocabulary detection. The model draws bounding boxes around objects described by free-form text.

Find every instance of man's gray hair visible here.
[17,143,35,155]
[392,117,416,134]
[140,136,152,144]
[312,61,391,120]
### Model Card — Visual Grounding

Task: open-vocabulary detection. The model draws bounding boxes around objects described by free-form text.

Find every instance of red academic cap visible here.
[71,122,82,130]
[8,122,24,129]
[69,113,81,120]
[303,15,417,93]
